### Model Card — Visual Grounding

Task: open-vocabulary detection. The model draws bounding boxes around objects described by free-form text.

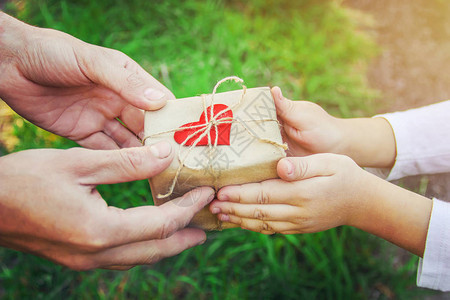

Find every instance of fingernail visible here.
[144,88,165,101]
[137,131,145,140]
[149,141,172,159]
[211,207,220,214]
[207,193,215,203]
[198,238,207,245]
[276,87,284,99]
[219,214,230,222]
[283,159,294,177]
[218,194,229,201]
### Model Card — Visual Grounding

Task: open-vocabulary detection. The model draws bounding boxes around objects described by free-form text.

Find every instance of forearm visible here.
[340,117,396,168]
[349,171,432,257]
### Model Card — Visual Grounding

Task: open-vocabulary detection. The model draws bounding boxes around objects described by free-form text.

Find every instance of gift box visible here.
[143,77,286,230]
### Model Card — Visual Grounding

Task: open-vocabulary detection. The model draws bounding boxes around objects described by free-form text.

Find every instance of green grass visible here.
[0,0,435,298]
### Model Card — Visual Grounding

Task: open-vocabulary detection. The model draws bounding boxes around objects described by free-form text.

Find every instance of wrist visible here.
[348,171,432,256]
[339,117,396,168]
[0,12,38,59]
[0,12,20,56]
[0,12,35,97]
[344,168,375,228]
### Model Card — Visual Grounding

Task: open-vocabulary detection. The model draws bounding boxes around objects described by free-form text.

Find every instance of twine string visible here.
[142,76,287,198]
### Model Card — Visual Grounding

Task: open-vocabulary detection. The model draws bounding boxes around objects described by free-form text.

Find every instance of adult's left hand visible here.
[0,12,173,149]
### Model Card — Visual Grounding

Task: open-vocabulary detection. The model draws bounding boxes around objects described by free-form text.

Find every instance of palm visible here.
[282,118,342,158]
[6,72,142,149]
[0,27,172,149]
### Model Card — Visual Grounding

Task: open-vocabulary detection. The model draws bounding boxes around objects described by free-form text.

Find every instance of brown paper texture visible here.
[144,87,286,230]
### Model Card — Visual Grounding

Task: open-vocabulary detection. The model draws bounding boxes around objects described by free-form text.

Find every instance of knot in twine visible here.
[142,76,288,198]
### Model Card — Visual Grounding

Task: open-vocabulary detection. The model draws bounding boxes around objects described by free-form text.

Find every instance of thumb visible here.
[77,141,174,185]
[277,154,337,181]
[271,86,298,124]
[81,46,175,110]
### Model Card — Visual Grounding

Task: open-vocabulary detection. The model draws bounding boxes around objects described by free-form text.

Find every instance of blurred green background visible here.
[0,0,438,299]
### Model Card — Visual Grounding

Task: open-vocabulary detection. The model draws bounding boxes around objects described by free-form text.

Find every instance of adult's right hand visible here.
[0,11,174,150]
[0,142,214,270]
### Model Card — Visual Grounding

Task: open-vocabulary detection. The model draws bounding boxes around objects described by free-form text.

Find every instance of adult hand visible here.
[210,154,432,256]
[0,12,174,149]
[0,142,215,270]
[271,87,396,168]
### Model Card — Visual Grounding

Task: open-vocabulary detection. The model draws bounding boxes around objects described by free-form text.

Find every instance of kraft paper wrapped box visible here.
[144,81,286,230]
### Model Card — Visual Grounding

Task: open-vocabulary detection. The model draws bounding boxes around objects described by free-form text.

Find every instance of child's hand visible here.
[211,154,365,234]
[272,87,344,158]
[272,87,396,168]
[210,154,432,257]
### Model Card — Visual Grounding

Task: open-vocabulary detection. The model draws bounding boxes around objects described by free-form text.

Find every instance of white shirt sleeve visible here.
[369,100,450,181]
[368,100,450,291]
[417,198,450,291]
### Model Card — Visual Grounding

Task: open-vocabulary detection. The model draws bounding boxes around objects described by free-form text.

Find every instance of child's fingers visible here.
[210,201,302,222]
[217,180,298,205]
[219,214,299,235]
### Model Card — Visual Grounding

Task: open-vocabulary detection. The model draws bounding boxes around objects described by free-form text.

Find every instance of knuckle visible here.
[253,208,267,220]
[226,205,236,216]
[237,185,245,203]
[119,148,143,175]
[261,221,273,232]
[106,48,129,65]
[157,222,170,240]
[188,187,210,205]
[256,183,270,204]
[107,51,144,93]
[143,248,162,265]
[120,58,145,89]
[235,217,244,228]
[293,215,308,225]
[73,224,110,252]
[83,233,109,252]
[89,237,109,251]
[126,70,145,89]
[156,212,179,239]
[294,159,309,179]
